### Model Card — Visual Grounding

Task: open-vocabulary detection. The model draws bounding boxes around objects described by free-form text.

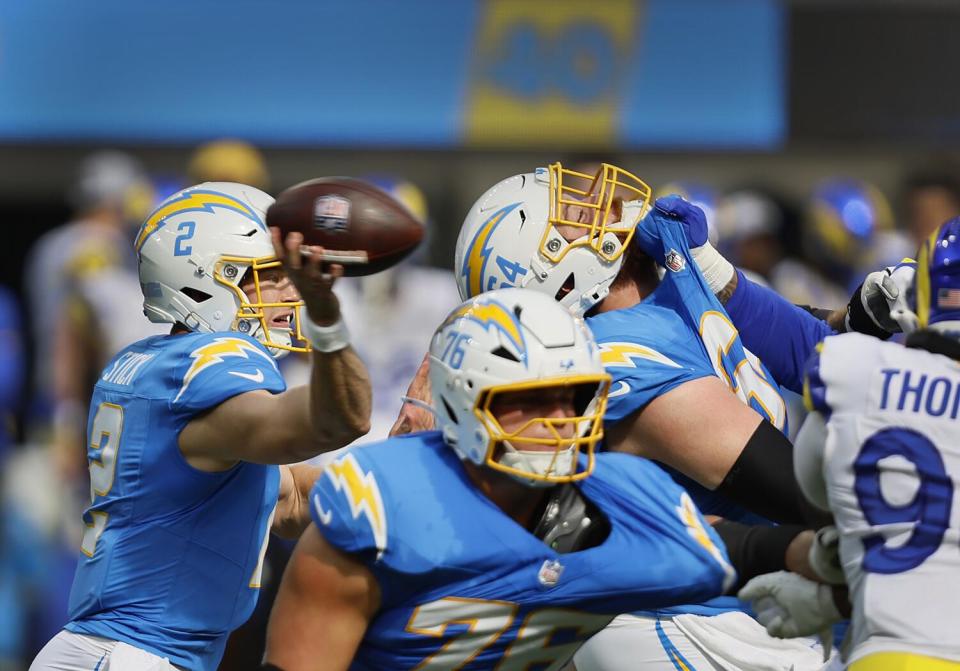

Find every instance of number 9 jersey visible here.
[803,332,960,665]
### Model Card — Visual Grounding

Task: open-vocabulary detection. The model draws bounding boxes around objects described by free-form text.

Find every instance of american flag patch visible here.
[937,288,960,309]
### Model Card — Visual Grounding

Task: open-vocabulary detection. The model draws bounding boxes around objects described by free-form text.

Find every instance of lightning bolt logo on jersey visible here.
[599,342,682,370]
[175,336,279,402]
[587,213,786,431]
[311,433,733,670]
[322,453,387,558]
[65,331,285,671]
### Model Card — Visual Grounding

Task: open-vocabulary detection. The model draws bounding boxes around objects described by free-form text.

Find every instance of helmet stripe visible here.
[442,297,527,367]
[916,228,938,329]
[461,202,520,297]
[136,189,264,253]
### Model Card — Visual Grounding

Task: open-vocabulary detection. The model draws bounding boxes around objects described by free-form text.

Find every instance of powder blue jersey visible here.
[65,331,285,671]
[311,433,735,670]
[587,213,789,616]
[588,219,787,434]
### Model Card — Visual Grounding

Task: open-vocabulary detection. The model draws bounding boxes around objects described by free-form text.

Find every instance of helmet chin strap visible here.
[240,317,293,360]
[264,327,293,359]
[497,441,576,488]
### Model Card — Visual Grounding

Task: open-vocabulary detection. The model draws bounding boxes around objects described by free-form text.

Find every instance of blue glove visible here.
[634,195,709,264]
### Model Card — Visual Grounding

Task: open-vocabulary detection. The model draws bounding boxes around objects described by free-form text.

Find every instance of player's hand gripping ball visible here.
[267,177,425,276]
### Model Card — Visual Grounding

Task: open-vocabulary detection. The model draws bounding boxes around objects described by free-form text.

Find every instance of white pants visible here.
[31,631,179,671]
[573,612,833,671]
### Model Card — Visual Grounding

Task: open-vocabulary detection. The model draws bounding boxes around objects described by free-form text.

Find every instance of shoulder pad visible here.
[170,333,284,413]
[311,450,389,560]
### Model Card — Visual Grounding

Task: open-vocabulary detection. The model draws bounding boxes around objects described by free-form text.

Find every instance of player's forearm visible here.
[273,464,323,540]
[264,527,377,671]
[308,346,372,450]
[721,270,835,393]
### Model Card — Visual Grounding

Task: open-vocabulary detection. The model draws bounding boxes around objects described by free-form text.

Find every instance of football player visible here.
[740,219,960,669]
[262,288,736,670]
[434,163,907,669]
[30,182,372,671]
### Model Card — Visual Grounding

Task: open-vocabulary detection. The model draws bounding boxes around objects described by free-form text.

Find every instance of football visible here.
[266,177,425,276]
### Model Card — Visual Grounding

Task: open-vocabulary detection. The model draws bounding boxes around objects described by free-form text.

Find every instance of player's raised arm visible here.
[263,525,380,671]
[178,226,372,469]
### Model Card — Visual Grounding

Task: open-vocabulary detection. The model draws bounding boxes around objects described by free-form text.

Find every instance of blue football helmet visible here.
[804,178,894,283]
[911,217,960,334]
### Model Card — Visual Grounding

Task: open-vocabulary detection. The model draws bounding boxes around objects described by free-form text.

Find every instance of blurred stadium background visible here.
[2,0,960,668]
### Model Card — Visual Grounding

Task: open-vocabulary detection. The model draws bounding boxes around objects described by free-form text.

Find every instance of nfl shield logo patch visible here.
[665,249,686,273]
[313,195,351,232]
[537,559,564,588]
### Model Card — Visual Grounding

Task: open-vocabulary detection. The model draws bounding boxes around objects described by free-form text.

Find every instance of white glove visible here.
[738,571,843,639]
[846,261,917,336]
[808,526,846,585]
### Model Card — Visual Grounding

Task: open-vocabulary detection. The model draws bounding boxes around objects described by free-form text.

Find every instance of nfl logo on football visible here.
[537,559,564,588]
[313,195,351,232]
[665,249,686,273]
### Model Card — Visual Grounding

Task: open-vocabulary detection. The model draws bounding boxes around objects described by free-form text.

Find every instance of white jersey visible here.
[805,332,960,663]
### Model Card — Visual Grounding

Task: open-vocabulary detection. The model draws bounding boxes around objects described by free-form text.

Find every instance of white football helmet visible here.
[429,288,611,486]
[136,182,308,357]
[455,162,652,316]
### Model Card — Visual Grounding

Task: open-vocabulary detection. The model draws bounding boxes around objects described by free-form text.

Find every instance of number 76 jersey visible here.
[311,434,735,670]
[805,332,960,663]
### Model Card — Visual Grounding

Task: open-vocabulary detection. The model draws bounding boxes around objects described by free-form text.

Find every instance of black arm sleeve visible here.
[714,419,832,526]
[713,520,806,592]
[795,304,835,323]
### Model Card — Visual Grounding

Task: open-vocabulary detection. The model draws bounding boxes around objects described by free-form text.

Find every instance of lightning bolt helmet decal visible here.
[441,296,528,367]
[136,188,265,253]
[460,202,521,297]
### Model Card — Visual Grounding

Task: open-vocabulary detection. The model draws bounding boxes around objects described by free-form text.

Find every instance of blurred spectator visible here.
[716,189,784,280]
[336,175,460,444]
[188,138,269,190]
[801,177,912,299]
[715,188,848,307]
[23,151,165,498]
[902,165,960,245]
[0,286,24,456]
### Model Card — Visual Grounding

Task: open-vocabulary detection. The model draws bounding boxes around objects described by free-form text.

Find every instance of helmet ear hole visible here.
[441,397,459,425]
[180,287,212,303]
[554,273,576,301]
[490,346,520,363]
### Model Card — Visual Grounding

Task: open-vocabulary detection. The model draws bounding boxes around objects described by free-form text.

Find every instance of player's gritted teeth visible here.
[271,312,294,329]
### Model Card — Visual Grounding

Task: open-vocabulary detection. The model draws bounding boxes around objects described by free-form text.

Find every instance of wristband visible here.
[302,315,350,353]
[691,242,735,294]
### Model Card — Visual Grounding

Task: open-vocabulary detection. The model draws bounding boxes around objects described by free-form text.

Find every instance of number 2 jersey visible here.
[311,433,736,670]
[805,332,960,664]
[65,331,286,671]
